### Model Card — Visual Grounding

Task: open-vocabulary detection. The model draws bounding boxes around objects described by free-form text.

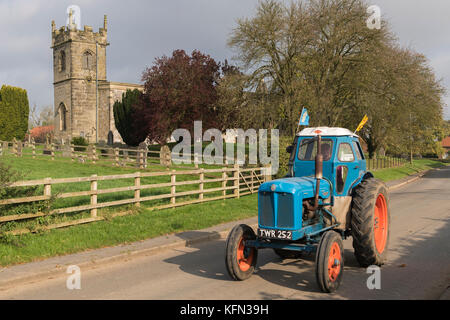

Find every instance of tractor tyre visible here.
[225,224,258,281]
[351,177,390,267]
[315,230,344,293]
[273,249,302,259]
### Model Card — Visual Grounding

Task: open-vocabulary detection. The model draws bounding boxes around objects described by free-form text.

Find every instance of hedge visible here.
[0,85,30,141]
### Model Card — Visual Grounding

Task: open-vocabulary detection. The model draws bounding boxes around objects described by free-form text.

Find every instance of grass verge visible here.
[372,159,447,182]
[0,194,257,266]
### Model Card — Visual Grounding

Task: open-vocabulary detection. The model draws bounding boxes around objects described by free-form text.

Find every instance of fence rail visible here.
[0,165,271,235]
[366,156,407,171]
[0,139,162,169]
[0,139,257,169]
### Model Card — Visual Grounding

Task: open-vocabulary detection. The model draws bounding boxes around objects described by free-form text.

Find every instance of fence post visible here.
[115,148,120,167]
[264,164,272,182]
[92,145,97,164]
[171,170,176,205]
[199,168,204,200]
[194,153,199,169]
[51,143,55,161]
[32,139,36,159]
[222,168,227,197]
[12,138,17,157]
[234,164,240,199]
[71,145,75,162]
[44,178,52,198]
[90,175,98,217]
[135,172,141,208]
[139,149,144,169]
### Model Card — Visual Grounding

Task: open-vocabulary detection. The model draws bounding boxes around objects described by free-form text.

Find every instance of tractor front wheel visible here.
[225,224,258,281]
[315,230,344,293]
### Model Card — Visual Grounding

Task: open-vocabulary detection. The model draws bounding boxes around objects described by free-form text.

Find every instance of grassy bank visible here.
[372,158,446,182]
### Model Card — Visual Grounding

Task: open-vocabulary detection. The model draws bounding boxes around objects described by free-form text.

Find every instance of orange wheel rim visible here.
[328,242,341,282]
[374,194,388,254]
[237,238,254,272]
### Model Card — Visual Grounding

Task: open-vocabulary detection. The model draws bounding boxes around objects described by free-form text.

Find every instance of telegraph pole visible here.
[409,112,413,165]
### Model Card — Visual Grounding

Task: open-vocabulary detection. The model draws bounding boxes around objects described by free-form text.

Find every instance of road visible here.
[0,167,449,300]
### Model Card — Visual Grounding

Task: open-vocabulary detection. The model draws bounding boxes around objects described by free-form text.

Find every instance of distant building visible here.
[51,12,143,144]
[442,136,450,159]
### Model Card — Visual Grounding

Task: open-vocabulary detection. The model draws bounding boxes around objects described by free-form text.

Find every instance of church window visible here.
[82,51,95,70]
[59,51,66,72]
[59,103,67,131]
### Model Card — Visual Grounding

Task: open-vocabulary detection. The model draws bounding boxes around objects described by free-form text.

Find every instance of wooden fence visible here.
[0,139,163,169]
[0,139,254,169]
[366,157,407,171]
[0,165,271,235]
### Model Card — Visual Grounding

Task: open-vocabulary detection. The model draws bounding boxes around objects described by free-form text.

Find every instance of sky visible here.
[0,0,449,120]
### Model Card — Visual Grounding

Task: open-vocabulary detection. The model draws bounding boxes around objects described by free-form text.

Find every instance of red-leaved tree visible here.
[137,50,221,144]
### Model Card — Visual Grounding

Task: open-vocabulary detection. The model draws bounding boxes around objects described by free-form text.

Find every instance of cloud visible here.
[0,0,449,120]
[0,0,41,24]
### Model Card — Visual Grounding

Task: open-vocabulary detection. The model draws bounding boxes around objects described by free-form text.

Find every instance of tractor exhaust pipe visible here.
[313,134,323,211]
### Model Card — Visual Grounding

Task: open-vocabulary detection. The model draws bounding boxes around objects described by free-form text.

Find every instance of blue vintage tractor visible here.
[225,127,390,292]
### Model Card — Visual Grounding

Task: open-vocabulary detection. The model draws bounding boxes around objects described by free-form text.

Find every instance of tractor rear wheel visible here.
[351,177,390,267]
[225,224,258,281]
[315,230,344,293]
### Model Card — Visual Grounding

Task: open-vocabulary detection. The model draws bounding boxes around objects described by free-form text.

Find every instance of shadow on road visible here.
[164,239,234,282]
[420,166,450,179]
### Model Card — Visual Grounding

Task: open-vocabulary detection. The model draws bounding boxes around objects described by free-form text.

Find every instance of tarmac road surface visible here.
[0,167,449,300]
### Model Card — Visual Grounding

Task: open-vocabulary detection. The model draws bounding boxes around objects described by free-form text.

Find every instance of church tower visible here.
[51,11,109,143]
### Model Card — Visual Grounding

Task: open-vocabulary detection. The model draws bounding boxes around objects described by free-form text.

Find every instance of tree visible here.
[113,89,147,147]
[0,85,30,141]
[297,0,390,127]
[139,50,221,144]
[228,0,446,159]
[354,46,445,158]
[228,0,315,135]
[29,105,54,129]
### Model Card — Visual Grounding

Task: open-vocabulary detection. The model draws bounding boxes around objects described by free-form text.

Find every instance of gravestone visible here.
[62,141,72,157]
[16,141,23,157]
[43,134,52,155]
[160,145,171,167]
[107,131,114,146]
[137,142,148,168]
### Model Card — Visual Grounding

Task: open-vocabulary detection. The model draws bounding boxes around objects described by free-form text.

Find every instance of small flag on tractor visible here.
[355,114,369,133]
[299,108,310,126]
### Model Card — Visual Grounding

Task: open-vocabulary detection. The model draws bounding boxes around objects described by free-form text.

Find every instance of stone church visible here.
[52,13,143,144]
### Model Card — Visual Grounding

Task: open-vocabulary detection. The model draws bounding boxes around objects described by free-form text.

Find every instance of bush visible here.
[71,136,88,151]
[29,125,54,143]
[276,136,295,179]
[113,89,147,147]
[0,85,30,141]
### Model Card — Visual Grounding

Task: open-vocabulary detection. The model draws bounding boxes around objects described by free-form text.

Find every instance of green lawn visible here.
[0,155,446,267]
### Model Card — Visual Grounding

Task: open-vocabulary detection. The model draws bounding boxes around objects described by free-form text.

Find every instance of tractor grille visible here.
[277,193,294,228]
[259,192,274,227]
[259,192,294,229]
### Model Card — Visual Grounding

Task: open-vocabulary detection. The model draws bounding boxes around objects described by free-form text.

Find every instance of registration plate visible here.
[258,228,293,240]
